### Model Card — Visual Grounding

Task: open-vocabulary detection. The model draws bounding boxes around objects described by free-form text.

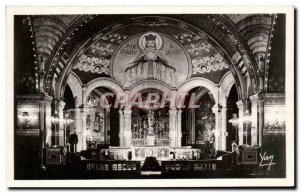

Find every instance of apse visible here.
[13,13,289,181]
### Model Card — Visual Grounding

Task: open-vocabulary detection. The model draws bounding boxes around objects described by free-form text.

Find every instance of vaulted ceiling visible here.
[15,14,284,99]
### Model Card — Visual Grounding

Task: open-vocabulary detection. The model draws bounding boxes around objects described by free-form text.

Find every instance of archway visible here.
[180,87,216,148]
[226,84,239,151]
[129,88,171,148]
[45,15,258,103]
[84,77,124,104]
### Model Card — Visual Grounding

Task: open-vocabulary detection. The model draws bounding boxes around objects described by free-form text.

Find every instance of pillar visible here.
[221,106,227,150]
[169,108,177,147]
[236,99,251,145]
[245,99,252,145]
[82,86,88,107]
[44,95,53,146]
[80,108,87,151]
[119,108,124,146]
[40,94,52,170]
[58,101,65,146]
[177,109,182,146]
[212,105,221,150]
[123,109,132,147]
[73,107,81,148]
[188,109,195,144]
[73,96,81,134]
[52,99,60,146]
[236,100,244,145]
[104,109,110,144]
[258,97,264,146]
[250,94,259,146]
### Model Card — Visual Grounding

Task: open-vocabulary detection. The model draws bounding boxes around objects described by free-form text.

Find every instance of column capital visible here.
[221,106,228,110]
[82,85,88,91]
[40,93,53,103]
[250,93,259,102]
[80,107,88,114]
[169,108,178,115]
[236,99,251,110]
[58,100,65,109]
[123,109,132,115]
[212,104,221,114]
[236,99,244,107]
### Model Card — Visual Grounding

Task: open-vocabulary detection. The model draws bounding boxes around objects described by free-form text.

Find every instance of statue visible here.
[124,32,176,86]
[147,110,155,135]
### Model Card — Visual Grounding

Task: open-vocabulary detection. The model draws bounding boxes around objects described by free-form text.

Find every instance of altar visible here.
[133,146,170,160]
[131,108,171,145]
[100,146,200,161]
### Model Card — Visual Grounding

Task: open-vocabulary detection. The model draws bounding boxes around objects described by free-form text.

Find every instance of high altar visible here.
[102,108,200,161]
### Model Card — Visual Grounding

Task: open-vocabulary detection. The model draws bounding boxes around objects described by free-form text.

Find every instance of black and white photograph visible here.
[6,6,294,188]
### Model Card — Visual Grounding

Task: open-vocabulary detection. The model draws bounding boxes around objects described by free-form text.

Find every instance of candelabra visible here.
[243,110,252,145]
[229,113,239,143]
[51,112,73,146]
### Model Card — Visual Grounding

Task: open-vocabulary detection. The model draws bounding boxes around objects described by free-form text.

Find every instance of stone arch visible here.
[43,15,258,103]
[84,77,124,103]
[65,72,82,106]
[91,88,109,106]
[177,77,218,103]
[127,80,173,98]
[193,88,209,104]
[219,71,236,107]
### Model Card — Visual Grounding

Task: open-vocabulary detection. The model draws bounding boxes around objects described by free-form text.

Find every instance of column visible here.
[79,86,88,151]
[73,107,81,148]
[58,101,65,146]
[44,95,53,146]
[104,109,110,144]
[177,109,182,147]
[236,99,252,145]
[221,106,227,150]
[212,105,221,150]
[189,109,195,144]
[245,99,252,145]
[169,108,177,147]
[250,94,259,146]
[236,100,244,145]
[39,94,52,170]
[80,108,87,151]
[258,97,264,146]
[52,99,60,146]
[82,86,88,107]
[123,109,132,147]
[119,108,124,146]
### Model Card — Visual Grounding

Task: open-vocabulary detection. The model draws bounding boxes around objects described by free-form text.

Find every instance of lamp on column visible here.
[51,111,73,146]
[51,111,59,146]
[243,110,252,145]
[63,112,73,145]
[229,113,239,143]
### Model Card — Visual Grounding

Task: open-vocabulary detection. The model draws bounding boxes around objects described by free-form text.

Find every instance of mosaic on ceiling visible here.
[72,25,230,85]
[173,32,229,77]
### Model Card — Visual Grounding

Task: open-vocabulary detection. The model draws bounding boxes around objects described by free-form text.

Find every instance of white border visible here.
[6,6,295,188]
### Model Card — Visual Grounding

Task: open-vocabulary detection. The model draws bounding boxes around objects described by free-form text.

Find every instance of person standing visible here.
[69,131,78,153]
[231,141,238,152]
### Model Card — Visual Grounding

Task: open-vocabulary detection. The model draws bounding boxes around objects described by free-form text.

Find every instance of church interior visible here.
[14,14,286,179]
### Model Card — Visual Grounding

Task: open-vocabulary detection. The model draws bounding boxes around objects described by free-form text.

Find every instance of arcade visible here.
[14,14,287,179]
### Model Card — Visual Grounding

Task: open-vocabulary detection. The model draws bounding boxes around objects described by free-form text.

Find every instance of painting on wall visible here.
[112,32,190,87]
[194,94,215,144]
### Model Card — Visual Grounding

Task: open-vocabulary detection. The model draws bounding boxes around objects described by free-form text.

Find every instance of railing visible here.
[82,160,141,174]
[131,138,170,146]
[161,160,223,174]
